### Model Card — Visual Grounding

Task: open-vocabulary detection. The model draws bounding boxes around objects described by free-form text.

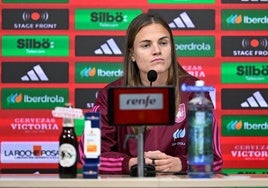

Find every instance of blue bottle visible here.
[187,80,214,178]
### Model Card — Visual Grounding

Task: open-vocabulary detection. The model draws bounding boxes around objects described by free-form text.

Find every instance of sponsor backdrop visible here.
[0,0,268,174]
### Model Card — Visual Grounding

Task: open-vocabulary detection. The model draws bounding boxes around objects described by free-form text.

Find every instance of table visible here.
[1,174,268,188]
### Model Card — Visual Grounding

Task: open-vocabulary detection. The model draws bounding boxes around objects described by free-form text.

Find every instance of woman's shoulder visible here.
[103,77,123,89]
[94,78,123,106]
[98,78,123,97]
[179,73,198,86]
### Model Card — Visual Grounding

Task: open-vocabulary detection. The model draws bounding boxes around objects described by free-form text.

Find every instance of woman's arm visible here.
[79,83,133,174]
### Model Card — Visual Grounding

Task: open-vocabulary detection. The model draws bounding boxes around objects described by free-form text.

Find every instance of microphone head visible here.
[147,70,158,83]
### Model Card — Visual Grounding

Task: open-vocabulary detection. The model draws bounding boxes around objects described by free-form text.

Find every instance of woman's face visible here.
[131,23,172,79]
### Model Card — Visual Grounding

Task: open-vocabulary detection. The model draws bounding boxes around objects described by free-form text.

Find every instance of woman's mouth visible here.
[151,58,164,63]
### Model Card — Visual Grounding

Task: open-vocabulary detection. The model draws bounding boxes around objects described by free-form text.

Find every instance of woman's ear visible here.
[130,49,135,62]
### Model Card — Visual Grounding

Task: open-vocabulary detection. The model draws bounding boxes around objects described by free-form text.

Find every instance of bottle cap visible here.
[195,80,205,87]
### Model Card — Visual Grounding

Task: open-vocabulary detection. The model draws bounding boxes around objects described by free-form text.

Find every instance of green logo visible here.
[221,62,268,83]
[222,10,268,30]
[222,168,268,175]
[2,88,68,109]
[75,62,123,83]
[75,9,142,30]
[174,36,215,57]
[222,115,268,136]
[74,119,85,137]
[2,0,68,2]
[148,0,214,4]
[2,35,69,57]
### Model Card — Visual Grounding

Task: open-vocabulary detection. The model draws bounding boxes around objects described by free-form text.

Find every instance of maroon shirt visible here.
[79,75,223,174]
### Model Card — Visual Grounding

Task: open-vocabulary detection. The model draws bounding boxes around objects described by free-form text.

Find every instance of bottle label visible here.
[195,111,206,126]
[188,110,213,163]
[59,143,77,167]
[84,120,101,159]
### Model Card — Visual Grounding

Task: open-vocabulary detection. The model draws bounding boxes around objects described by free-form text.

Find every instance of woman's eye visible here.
[160,41,168,46]
[141,43,150,48]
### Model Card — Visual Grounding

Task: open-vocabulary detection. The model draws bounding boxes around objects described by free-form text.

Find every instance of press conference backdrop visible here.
[0,0,268,175]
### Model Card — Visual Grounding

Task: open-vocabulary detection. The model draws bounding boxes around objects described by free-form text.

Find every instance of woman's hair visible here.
[123,13,188,112]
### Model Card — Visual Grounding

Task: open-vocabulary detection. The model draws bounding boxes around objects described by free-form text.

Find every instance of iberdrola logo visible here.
[226,14,242,24]
[7,93,23,103]
[227,120,243,131]
[173,128,186,140]
[80,67,96,78]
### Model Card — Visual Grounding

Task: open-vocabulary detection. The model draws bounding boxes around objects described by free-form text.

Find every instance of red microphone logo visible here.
[22,11,49,22]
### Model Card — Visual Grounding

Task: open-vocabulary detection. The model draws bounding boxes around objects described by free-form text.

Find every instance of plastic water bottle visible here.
[187,80,214,178]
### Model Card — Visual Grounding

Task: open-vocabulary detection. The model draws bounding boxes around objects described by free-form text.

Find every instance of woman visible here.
[79,13,223,174]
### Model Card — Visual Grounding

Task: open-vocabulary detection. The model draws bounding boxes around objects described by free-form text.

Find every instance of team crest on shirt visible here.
[175,103,186,123]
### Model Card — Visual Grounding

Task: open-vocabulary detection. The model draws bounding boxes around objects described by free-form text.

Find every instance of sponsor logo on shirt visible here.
[172,128,186,146]
[173,128,186,140]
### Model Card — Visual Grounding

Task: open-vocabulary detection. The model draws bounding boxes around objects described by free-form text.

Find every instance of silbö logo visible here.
[17,38,54,54]
[90,11,128,24]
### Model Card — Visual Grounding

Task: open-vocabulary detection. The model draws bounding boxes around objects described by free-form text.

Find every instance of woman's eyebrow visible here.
[139,36,169,43]
[159,36,169,40]
[139,39,151,43]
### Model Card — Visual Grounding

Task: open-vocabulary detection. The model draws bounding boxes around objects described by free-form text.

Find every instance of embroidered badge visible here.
[175,103,186,123]
[173,128,186,140]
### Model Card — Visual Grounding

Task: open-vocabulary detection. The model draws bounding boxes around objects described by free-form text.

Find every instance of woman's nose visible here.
[152,44,161,55]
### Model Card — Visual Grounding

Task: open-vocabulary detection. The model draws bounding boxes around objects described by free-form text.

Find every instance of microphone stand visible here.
[125,125,155,177]
[137,126,145,177]
[137,80,154,177]
[126,78,156,177]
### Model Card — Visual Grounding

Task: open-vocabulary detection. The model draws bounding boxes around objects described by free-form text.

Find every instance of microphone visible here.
[147,70,157,86]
